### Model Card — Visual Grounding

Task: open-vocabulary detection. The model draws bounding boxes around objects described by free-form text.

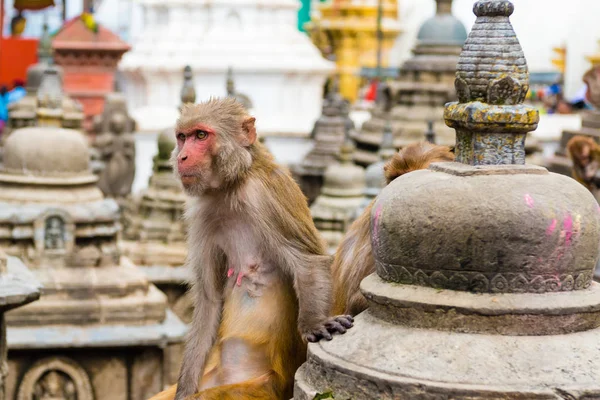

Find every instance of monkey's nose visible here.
[180,155,188,162]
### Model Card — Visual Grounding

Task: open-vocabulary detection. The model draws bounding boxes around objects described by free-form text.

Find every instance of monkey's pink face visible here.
[175,123,217,189]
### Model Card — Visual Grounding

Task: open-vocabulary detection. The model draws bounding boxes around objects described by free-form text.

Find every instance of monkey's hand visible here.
[302,315,354,343]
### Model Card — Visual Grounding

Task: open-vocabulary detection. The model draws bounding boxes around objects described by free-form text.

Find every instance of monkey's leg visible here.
[189,372,281,400]
[147,384,177,400]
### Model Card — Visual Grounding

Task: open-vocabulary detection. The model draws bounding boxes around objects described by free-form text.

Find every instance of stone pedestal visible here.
[294,2,600,398]
[119,0,333,136]
[0,251,41,399]
[52,16,130,132]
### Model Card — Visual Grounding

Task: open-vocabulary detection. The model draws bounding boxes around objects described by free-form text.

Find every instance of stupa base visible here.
[293,275,600,400]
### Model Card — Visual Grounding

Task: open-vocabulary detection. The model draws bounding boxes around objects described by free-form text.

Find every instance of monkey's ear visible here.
[241,117,257,147]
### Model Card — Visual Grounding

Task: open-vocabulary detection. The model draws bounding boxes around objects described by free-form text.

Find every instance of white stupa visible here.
[119,0,335,136]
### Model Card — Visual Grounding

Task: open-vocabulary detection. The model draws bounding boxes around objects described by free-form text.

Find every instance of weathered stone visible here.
[294,2,600,398]
[226,67,253,112]
[310,137,366,253]
[292,78,354,205]
[0,123,186,400]
[122,67,193,323]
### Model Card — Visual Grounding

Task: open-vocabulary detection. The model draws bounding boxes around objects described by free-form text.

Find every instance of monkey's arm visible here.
[175,250,226,400]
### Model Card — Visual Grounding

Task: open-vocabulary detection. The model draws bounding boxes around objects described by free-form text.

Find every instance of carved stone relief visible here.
[16,357,93,400]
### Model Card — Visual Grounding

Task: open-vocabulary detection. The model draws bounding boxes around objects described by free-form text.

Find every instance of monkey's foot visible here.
[303,315,354,343]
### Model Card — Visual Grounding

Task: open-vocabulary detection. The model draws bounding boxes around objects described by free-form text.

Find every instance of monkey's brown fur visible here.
[150,98,352,400]
[331,142,455,316]
[567,135,600,190]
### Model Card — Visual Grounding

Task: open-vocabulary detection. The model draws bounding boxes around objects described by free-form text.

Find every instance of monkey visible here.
[566,135,600,192]
[149,98,353,400]
[331,142,455,316]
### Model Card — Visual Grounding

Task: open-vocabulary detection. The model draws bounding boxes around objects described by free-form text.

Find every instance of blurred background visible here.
[1,1,600,399]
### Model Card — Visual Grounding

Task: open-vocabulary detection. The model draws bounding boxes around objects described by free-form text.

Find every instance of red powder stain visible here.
[564,214,573,246]
[524,194,534,208]
[546,219,557,236]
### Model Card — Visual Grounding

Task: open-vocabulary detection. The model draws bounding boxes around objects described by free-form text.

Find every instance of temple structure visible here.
[352,0,467,167]
[119,0,334,136]
[122,129,191,322]
[2,81,186,399]
[226,67,253,112]
[291,80,351,205]
[0,251,41,399]
[306,0,401,102]
[546,59,600,176]
[310,138,366,253]
[295,2,600,398]
[121,66,193,323]
[52,15,130,132]
[353,121,395,221]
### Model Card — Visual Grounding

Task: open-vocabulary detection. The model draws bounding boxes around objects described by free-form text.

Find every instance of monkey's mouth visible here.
[180,174,199,185]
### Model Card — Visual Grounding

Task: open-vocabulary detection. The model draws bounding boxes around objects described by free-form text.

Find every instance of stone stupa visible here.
[294,1,600,398]
[352,0,467,167]
[310,136,366,253]
[2,72,186,400]
[122,65,193,323]
[292,78,352,205]
[353,121,395,221]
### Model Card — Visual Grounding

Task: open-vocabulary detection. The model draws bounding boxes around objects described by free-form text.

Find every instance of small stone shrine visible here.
[310,137,366,253]
[226,67,253,112]
[122,65,193,323]
[91,93,137,201]
[353,0,467,167]
[292,78,351,205]
[4,27,84,136]
[1,106,186,399]
[0,251,41,399]
[353,122,395,221]
[547,64,600,176]
[294,2,600,398]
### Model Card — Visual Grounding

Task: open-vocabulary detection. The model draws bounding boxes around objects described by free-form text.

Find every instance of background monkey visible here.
[567,135,600,192]
[150,98,353,400]
[331,142,455,316]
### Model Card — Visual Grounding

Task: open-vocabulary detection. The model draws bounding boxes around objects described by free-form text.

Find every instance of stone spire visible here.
[294,2,600,397]
[310,133,366,252]
[226,67,253,111]
[36,69,64,127]
[447,0,537,165]
[425,120,436,144]
[38,22,53,65]
[180,65,196,107]
[436,0,453,14]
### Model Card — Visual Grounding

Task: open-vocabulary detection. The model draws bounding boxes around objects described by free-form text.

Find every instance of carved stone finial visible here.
[36,68,64,126]
[425,120,436,144]
[436,0,453,14]
[180,65,196,106]
[445,0,538,165]
[38,22,53,64]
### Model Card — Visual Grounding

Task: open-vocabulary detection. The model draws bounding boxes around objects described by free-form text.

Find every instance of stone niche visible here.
[294,1,600,398]
[1,124,186,400]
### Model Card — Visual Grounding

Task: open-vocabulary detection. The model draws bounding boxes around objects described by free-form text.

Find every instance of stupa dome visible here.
[417,14,467,46]
[0,127,94,184]
[322,142,366,197]
[157,129,176,160]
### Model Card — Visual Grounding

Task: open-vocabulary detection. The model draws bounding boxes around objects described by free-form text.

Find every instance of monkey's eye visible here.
[196,130,208,140]
[176,133,186,141]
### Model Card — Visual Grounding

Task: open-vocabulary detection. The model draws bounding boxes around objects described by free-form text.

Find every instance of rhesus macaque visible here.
[331,142,455,316]
[151,98,353,400]
[567,135,600,192]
